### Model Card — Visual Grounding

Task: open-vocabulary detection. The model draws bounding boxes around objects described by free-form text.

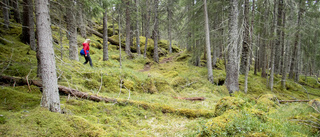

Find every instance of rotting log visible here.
[0,75,117,103]
[86,26,121,46]
[279,100,310,103]
[173,96,206,101]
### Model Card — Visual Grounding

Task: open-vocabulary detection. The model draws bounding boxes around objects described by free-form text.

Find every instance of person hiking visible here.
[82,39,93,67]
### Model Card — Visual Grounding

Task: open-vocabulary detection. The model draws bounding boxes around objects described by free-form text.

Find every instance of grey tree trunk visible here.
[119,8,122,67]
[22,0,30,43]
[203,0,213,84]
[243,0,250,93]
[66,1,78,61]
[125,0,133,58]
[153,0,159,63]
[36,0,60,113]
[13,0,20,23]
[2,0,9,29]
[103,9,109,61]
[226,0,240,94]
[136,0,141,55]
[143,0,150,58]
[281,9,287,89]
[79,9,86,38]
[167,0,172,54]
[28,0,36,51]
[269,0,278,91]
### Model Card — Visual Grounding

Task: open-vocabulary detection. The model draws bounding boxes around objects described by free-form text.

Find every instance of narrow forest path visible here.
[139,51,183,72]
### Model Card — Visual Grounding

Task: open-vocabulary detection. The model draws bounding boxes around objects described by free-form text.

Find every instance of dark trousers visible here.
[84,53,93,67]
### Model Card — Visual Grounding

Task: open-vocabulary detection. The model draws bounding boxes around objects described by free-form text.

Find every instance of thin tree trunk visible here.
[243,0,250,93]
[36,0,60,113]
[2,0,9,29]
[167,0,172,54]
[136,0,141,55]
[79,9,86,38]
[66,1,78,61]
[22,0,29,43]
[269,0,278,91]
[226,0,240,94]
[12,0,20,23]
[103,9,109,61]
[281,9,287,89]
[143,0,150,58]
[125,0,133,58]
[153,0,159,63]
[28,0,36,51]
[119,6,122,67]
[203,0,213,84]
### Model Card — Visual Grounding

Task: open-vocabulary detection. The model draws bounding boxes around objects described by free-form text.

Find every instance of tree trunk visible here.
[12,0,20,23]
[66,1,78,61]
[243,0,250,93]
[153,0,159,63]
[125,0,133,58]
[226,0,240,94]
[2,0,9,29]
[79,9,86,38]
[28,0,36,51]
[281,9,287,89]
[103,9,109,61]
[143,0,150,58]
[35,0,60,113]
[118,6,122,67]
[136,0,141,55]
[22,0,29,43]
[269,0,278,91]
[203,0,213,84]
[167,0,172,54]
[240,0,250,75]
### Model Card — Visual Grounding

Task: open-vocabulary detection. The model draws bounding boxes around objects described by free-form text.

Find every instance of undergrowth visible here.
[0,21,319,136]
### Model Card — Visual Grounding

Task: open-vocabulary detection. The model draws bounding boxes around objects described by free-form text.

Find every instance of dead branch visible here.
[173,96,206,101]
[279,100,310,103]
[86,26,121,46]
[0,75,117,103]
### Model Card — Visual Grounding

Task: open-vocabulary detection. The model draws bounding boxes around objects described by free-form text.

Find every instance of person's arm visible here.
[84,43,88,56]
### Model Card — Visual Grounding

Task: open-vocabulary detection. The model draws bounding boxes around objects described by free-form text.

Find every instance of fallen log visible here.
[279,100,310,103]
[86,26,122,46]
[0,75,116,103]
[173,96,206,101]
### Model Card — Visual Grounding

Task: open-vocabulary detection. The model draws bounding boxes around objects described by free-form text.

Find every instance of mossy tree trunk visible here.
[226,0,240,94]
[103,9,109,61]
[66,0,78,61]
[243,0,250,93]
[153,0,159,63]
[35,0,60,113]
[203,0,213,84]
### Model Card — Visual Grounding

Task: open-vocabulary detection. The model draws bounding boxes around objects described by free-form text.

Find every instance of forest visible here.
[0,0,320,136]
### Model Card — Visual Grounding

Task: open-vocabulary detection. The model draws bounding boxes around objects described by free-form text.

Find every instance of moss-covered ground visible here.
[1,22,320,136]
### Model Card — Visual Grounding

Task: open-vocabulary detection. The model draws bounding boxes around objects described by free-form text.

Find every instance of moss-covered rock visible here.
[256,94,278,112]
[175,53,191,62]
[214,97,245,117]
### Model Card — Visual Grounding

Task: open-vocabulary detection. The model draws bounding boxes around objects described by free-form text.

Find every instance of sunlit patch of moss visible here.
[111,54,120,61]
[214,97,245,117]
[175,52,191,62]
[171,76,187,88]
[164,71,179,78]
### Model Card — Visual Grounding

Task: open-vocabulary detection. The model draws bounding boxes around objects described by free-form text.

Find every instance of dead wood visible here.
[279,100,310,103]
[173,96,206,101]
[0,75,117,103]
[86,26,121,46]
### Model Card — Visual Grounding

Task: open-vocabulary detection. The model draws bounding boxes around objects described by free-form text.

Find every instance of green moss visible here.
[164,71,179,78]
[170,76,187,88]
[111,55,120,61]
[175,53,191,62]
[214,97,245,117]
[256,94,278,112]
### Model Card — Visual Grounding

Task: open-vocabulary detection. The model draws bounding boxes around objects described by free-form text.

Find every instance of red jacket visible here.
[82,43,90,55]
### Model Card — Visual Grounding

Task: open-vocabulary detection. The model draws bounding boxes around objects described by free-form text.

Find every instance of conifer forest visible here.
[0,0,320,136]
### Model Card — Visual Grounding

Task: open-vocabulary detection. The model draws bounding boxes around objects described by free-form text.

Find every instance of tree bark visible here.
[135,0,141,55]
[103,9,109,61]
[28,0,36,51]
[2,0,9,29]
[125,0,133,58]
[79,9,86,38]
[143,0,150,58]
[226,0,240,94]
[66,1,78,61]
[35,0,60,113]
[167,0,172,54]
[153,0,159,63]
[243,0,250,93]
[12,0,20,23]
[203,0,214,84]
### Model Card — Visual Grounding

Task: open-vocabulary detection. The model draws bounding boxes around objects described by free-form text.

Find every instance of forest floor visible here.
[1,22,320,136]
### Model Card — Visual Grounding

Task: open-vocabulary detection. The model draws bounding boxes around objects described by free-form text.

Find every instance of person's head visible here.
[84,39,91,44]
